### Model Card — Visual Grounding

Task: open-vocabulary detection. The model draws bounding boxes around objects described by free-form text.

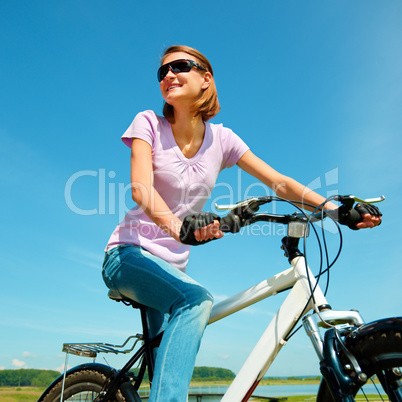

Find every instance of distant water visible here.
[139,383,386,401]
[189,384,319,398]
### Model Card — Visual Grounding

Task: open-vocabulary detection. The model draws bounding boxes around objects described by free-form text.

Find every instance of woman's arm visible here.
[130,138,183,242]
[237,150,381,228]
[131,138,223,242]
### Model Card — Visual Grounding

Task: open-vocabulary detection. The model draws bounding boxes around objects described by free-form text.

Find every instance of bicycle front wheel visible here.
[40,367,141,402]
[317,317,402,401]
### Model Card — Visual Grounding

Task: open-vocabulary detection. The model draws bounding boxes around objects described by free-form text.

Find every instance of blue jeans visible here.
[102,245,213,402]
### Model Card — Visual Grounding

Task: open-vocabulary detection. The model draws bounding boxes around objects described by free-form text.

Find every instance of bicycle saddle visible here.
[107,289,125,301]
[107,289,144,309]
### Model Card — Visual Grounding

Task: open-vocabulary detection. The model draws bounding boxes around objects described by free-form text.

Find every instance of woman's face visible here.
[159,52,211,109]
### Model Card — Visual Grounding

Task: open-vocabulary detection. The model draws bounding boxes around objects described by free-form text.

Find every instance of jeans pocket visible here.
[102,266,114,290]
[102,252,119,291]
[102,245,139,291]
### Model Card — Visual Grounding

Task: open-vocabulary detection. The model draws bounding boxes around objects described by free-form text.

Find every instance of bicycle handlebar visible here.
[179,194,384,245]
[217,194,385,234]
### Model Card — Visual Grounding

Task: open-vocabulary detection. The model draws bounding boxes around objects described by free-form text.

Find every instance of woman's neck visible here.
[170,109,205,158]
[171,108,204,142]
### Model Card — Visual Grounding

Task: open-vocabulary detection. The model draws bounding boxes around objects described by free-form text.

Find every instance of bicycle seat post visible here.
[107,290,156,383]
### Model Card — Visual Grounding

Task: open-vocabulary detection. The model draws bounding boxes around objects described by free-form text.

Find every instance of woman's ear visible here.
[201,71,212,90]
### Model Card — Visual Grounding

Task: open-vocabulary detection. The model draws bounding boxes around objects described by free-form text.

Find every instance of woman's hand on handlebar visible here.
[194,220,223,242]
[353,203,382,229]
[336,202,382,230]
[180,212,223,245]
[356,215,381,229]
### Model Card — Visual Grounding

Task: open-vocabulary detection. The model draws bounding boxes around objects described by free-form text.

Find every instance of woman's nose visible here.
[164,66,176,80]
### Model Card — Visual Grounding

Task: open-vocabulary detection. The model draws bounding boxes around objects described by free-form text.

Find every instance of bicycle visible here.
[38,194,402,402]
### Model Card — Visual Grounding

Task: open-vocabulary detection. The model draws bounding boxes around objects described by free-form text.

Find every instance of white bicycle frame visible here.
[52,195,384,402]
[207,254,365,402]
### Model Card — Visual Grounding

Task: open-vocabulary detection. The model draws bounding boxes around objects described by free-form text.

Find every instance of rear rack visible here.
[62,334,143,358]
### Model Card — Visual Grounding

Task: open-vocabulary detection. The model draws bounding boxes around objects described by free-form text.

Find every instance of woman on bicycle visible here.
[102,45,381,402]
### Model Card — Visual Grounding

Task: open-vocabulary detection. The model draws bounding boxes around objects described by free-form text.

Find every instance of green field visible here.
[0,386,386,402]
[0,387,317,402]
[0,387,45,402]
[0,382,319,402]
[0,369,322,401]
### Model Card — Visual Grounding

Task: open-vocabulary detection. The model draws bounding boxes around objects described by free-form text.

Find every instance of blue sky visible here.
[1,0,401,379]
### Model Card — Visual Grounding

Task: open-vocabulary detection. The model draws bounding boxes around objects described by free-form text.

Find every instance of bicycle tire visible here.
[41,367,141,402]
[317,317,402,401]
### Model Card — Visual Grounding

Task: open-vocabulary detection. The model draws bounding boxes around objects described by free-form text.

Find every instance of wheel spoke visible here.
[65,390,100,401]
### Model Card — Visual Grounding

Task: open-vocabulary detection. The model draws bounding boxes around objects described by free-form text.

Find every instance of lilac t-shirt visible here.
[106,110,249,271]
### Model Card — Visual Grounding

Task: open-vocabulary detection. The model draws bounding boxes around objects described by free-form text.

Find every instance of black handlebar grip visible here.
[347,208,363,230]
[180,212,221,245]
[219,213,242,233]
[338,207,363,230]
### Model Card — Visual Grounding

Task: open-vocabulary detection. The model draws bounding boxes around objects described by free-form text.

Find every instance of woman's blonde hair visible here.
[161,45,220,123]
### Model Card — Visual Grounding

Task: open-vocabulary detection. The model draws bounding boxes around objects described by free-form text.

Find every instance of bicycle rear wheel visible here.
[317,317,402,401]
[41,367,141,402]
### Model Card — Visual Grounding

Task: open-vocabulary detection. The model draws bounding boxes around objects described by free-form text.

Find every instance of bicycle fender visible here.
[38,362,139,402]
[346,317,402,344]
[320,317,402,402]
[320,329,358,401]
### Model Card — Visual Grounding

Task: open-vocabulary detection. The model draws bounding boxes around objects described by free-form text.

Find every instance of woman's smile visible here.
[167,83,182,91]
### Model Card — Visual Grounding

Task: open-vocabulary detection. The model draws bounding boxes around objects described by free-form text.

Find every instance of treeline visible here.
[131,366,235,382]
[192,366,235,381]
[0,369,60,387]
[0,366,235,387]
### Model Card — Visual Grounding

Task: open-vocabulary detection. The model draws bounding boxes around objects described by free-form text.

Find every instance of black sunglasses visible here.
[157,59,207,82]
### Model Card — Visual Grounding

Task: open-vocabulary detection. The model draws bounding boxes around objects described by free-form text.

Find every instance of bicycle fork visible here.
[303,309,366,401]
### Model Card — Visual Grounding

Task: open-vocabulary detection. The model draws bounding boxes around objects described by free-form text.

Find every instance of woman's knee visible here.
[200,285,214,304]
[178,284,213,312]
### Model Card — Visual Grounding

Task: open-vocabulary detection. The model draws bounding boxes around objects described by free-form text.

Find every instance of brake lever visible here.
[215,197,261,211]
[334,195,385,205]
[349,195,385,204]
[214,196,272,211]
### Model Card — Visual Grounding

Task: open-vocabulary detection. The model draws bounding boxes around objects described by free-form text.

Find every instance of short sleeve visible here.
[121,110,158,148]
[219,126,249,169]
